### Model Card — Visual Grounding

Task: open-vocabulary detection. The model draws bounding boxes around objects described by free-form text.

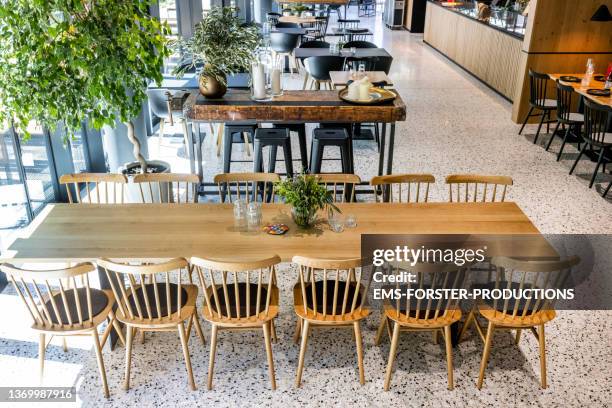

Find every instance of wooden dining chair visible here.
[96,258,205,391]
[375,261,468,391]
[446,174,513,202]
[292,256,372,387]
[457,256,580,389]
[371,174,435,203]
[214,172,281,203]
[190,255,281,390]
[313,173,361,202]
[0,262,124,398]
[60,173,128,204]
[132,173,200,203]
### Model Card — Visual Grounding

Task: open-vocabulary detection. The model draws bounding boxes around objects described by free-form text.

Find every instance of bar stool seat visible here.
[223,122,258,173]
[272,123,308,171]
[309,128,353,174]
[254,128,294,178]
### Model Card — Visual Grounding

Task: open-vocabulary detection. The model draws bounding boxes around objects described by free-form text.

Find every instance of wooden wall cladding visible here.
[424,2,523,101]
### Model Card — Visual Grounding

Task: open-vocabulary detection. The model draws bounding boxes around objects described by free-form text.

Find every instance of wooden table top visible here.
[294,47,391,59]
[278,15,319,24]
[549,73,611,108]
[2,202,554,263]
[183,90,406,123]
[330,71,393,87]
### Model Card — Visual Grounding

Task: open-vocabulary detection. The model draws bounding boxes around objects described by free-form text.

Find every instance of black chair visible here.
[343,28,370,42]
[364,55,393,74]
[343,40,377,49]
[270,32,301,74]
[358,0,376,17]
[304,55,346,90]
[337,19,360,30]
[545,81,584,161]
[267,12,281,25]
[275,22,300,28]
[304,16,329,41]
[569,99,611,189]
[297,41,331,89]
[253,128,294,178]
[309,128,354,174]
[518,69,557,145]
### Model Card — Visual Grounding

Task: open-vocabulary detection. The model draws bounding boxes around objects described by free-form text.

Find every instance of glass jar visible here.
[247,202,262,231]
[233,199,248,229]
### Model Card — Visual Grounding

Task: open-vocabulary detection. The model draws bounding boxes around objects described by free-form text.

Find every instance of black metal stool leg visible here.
[283,139,294,178]
[297,126,308,172]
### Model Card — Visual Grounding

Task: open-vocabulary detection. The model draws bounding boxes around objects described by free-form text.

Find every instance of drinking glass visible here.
[345,214,357,228]
[328,213,345,233]
[233,199,248,229]
[247,202,262,230]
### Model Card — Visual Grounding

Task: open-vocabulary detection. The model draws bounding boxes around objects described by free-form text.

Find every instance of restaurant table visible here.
[278,15,319,25]
[183,89,406,186]
[329,27,374,40]
[294,47,392,60]
[548,73,611,109]
[330,71,393,88]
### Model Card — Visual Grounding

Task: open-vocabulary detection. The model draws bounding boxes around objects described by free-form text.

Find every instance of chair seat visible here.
[478,304,556,327]
[567,112,584,123]
[127,283,188,318]
[203,283,279,323]
[534,99,557,109]
[293,281,369,323]
[384,305,461,329]
[44,288,109,325]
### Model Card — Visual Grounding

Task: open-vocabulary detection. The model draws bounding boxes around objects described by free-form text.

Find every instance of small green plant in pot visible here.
[173,7,260,98]
[276,174,340,228]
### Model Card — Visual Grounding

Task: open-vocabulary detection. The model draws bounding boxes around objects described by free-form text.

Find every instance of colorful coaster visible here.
[263,224,289,235]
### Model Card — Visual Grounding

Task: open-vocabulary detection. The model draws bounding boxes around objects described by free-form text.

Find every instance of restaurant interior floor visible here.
[0,8,610,408]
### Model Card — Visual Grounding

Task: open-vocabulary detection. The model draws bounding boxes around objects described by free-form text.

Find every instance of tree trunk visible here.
[126,120,147,174]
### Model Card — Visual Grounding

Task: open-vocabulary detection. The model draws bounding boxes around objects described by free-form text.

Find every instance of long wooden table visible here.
[548,73,611,108]
[183,90,406,184]
[294,47,391,60]
[3,202,553,263]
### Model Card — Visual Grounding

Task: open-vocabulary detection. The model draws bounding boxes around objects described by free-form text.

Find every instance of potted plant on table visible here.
[275,174,340,228]
[0,0,171,175]
[173,7,260,99]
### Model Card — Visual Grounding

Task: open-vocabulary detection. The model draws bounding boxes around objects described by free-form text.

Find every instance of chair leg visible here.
[39,333,46,383]
[546,122,561,151]
[433,330,439,345]
[177,321,196,391]
[374,315,387,345]
[569,142,587,175]
[62,337,68,352]
[546,110,551,134]
[302,73,309,90]
[293,318,302,344]
[589,148,605,188]
[270,319,278,343]
[457,308,475,343]
[92,330,110,398]
[556,126,571,162]
[518,107,534,135]
[157,120,165,155]
[295,320,310,387]
[383,321,401,391]
[192,312,206,345]
[515,329,522,345]
[140,330,146,344]
[123,327,134,390]
[444,325,454,390]
[181,119,191,160]
[207,324,219,390]
[477,322,495,389]
[603,181,611,197]
[538,324,547,388]
[354,322,365,385]
[263,321,277,390]
[533,111,546,144]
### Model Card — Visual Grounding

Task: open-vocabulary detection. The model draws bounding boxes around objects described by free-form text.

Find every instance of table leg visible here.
[386,123,396,175]
[195,123,203,180]
[186,121,195,175]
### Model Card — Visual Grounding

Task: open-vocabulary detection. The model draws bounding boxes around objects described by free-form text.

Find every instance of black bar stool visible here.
[272,123,308,171]
[223,122,258,173]
[253,128,294,178]
[319,123,355,168]
[309,128,353,174]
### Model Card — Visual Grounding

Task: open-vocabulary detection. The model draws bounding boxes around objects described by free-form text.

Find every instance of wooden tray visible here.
[338,87,397,105]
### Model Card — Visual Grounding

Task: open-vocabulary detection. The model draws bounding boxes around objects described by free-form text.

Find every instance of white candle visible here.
[347,82,359,100]
[252,63,266,99]
[359,81,370,101]
[271,68,281,95]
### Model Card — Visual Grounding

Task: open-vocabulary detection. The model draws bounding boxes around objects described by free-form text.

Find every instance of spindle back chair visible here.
[96,257,204,391]
[371,174,435,203]
[292,256,372,386]
[313,173,361,202]
[0,262,121,397]
[190,255,281,390]
[132,173,200,203]
[446,174,513,202]
[214,172,280,203]
[60,173,127,204]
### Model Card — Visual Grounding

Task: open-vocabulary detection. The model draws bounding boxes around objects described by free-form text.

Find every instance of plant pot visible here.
[120,160,171,203]
[291,207,318,228]
[199,72,227,99]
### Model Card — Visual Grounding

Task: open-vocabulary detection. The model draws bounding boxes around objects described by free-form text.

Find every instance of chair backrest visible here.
[528,69,551,107]
[1,262,100,330]
[311,16,329,38]
[267,12,281,25]
[299,40,331,49]
[555,80,576,123]
[365,56,393,74]
[313,173,361,202]
[488,256,580,321]
[337,19,360,29]
[146,89,172,119]
[343,40,377,49]
[446,174,513,202]
[97,258,190,323]
[60,173,128,204]
[274,22,299,28]
[190,255,281,323]
[270,32,301,53]
[384,261,469,322]
[213,172,281,203]
[583,99,611,146]
[345,28,370,42]
[292,256,372,320]
[132,173,199,203]
[371,174,435,203]
[305,56,346,81]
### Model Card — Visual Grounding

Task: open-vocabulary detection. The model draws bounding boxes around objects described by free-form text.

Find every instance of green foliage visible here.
[172,7,260,85]
[0,0,170,140]
[276,174,340,218]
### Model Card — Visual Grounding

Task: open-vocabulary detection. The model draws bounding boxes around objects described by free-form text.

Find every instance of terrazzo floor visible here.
[0,8,611,408]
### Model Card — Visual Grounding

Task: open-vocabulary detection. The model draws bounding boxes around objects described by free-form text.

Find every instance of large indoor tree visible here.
[0,0,170,172]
